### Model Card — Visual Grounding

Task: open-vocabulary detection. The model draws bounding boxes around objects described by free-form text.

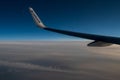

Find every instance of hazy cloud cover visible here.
[0,41,120,80]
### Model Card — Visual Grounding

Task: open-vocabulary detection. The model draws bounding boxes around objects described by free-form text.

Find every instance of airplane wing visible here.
[29,7,120,47]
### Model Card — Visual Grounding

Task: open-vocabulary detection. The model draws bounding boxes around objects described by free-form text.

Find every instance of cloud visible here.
[0,41,120,80]
[0,60,81,73]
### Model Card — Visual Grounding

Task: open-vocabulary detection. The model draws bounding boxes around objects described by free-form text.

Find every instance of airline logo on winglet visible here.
[29,7,46,28]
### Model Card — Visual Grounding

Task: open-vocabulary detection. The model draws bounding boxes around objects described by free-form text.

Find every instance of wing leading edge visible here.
[29,7,120,47]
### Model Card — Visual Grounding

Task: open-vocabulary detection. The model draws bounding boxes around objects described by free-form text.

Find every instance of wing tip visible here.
[29,7,46,29]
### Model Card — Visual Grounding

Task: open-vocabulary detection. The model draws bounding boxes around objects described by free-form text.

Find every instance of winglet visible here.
[29,7,46,28]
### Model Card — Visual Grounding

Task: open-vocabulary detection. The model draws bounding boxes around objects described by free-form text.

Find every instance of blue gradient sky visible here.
[1,0,120,41]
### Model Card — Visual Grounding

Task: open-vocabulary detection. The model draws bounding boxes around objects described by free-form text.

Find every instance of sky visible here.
[1,0,120,41]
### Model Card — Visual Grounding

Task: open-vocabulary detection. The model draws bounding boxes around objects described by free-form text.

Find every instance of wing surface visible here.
[29,7,120,47]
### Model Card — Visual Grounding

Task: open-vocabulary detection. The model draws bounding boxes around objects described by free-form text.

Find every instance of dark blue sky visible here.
[1,0,120,41]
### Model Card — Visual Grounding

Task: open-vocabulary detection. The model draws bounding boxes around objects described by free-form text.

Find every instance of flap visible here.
[87,41,113,47]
